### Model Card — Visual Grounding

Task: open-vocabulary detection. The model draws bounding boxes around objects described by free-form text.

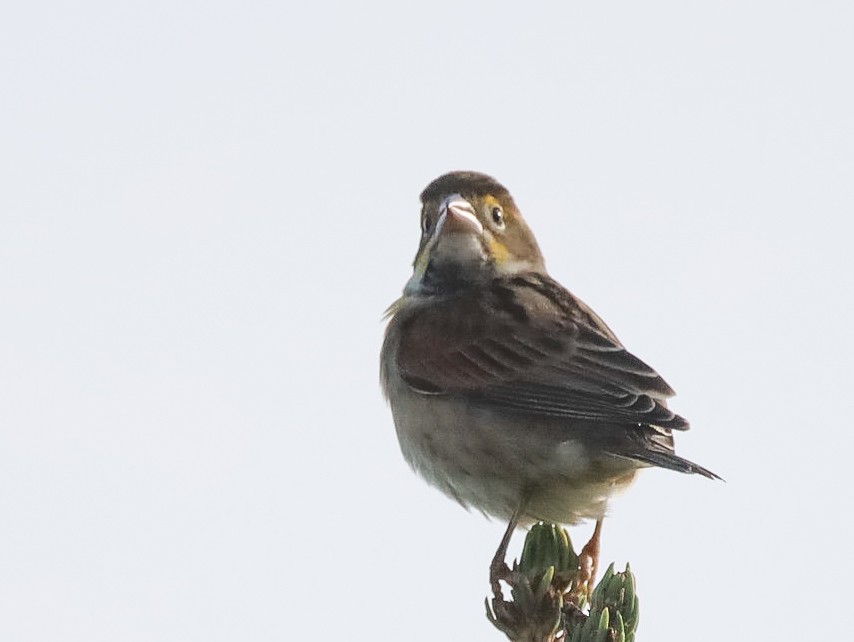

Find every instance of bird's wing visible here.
[395,273,688,430]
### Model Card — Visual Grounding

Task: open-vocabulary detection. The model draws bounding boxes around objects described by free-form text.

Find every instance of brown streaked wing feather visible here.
[395,274,688,430]
[395,296,552,392]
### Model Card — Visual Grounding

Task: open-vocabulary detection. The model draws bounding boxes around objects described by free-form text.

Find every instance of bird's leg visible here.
[572,518,603,602]
[489,507,521,598]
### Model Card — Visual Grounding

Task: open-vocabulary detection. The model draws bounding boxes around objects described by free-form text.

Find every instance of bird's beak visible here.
[406,195,484,295]
[434,194,483,237]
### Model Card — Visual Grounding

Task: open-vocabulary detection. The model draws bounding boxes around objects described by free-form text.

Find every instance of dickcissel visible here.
[381,171,717,591]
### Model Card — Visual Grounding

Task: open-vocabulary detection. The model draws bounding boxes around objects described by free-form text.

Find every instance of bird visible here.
[380,170,718,595]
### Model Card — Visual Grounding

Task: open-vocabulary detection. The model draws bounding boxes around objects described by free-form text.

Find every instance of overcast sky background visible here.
[2,2,852,641]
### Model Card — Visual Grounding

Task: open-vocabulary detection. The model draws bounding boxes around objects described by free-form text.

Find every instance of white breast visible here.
[382,354,637,525]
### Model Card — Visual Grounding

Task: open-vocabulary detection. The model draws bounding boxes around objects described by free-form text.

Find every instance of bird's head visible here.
[405,171,545,296]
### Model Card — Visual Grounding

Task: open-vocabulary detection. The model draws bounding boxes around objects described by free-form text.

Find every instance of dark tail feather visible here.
[620,449,722,481]
[606,425,723,481]
[607,426,722,480]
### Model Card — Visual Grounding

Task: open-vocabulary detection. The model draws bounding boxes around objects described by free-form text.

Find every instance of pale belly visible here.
[385,372,639,525]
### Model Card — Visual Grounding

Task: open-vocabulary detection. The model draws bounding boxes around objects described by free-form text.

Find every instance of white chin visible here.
[434,233,486,264]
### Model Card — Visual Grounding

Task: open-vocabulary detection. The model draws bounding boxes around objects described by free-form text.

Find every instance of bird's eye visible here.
[491,206,505,229]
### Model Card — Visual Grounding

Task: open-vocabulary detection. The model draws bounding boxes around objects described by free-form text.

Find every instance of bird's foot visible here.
[489,557,511,598]
[568,518,602,605]
[489,508,522,597]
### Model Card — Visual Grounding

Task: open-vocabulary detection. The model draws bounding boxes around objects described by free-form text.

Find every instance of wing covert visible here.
[395,274,687,430]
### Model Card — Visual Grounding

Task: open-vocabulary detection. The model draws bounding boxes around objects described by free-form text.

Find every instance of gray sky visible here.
[2,2,852,640]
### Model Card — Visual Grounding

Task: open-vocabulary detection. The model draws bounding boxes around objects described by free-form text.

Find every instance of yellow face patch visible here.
[489,237,510,263]
[483,195,511,263]
[413,244,431,278]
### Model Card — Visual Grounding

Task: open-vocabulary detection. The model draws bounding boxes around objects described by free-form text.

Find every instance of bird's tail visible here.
[619,448,721,480]
[608,427,722,480]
